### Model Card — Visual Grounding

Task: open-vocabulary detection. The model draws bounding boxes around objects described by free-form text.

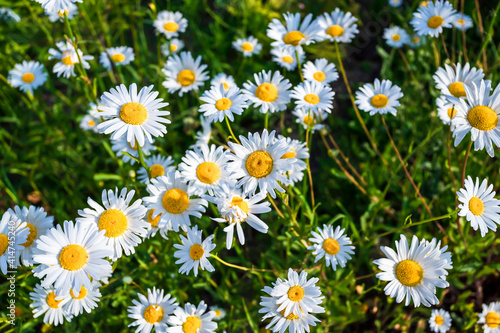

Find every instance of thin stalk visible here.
[397,49,418,87]
[305,110,315,208]
[295,50,305,83]
[211,254,272,272]
[225,115,240,144]
[267,194,284,218]
[446,125,458,198]
[327,132,367,186]
[474,0,487,71]
[264,112,269,130]
[136,138,150,178]
[461,141,473,187]
[440,34,451,61]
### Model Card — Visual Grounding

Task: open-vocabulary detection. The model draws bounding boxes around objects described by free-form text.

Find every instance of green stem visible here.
[295,49,304,83]
[225,115,240,144]
[136,138,150,178]
[264,112,269,130]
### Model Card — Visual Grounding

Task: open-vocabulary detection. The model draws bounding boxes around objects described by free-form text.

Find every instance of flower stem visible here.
[295,50,305,83]
[225,115,241,144]
[305,110,315,209]
[264,112,269,130]
[461,141,473,187]
[136,138,150,178]
[211,254,271,272]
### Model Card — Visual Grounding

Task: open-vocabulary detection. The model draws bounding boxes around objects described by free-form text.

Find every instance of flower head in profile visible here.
[453,13,473,30]
[29,284,72,326]
[433,63,484,99]
[34,0,82,12]
[161,38,184,57]
[46,3,78,22]
[210,73,236,91]
[292,108,328,133]
[48,41,93,78]
[137,154,176,185]
[436,96,458,127]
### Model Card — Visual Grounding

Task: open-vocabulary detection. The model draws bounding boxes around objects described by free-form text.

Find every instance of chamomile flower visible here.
[199,84,248,123]
[227,130,294,198]
[76,188,148,260]
[161,38,184,57]
[63,281,102,315]
[154,11,188,38]
[111,135,157,165]
[48,41,93,78]
[478,302,500,333]
[210,306,226,320]
[410,0,457,37]
[7,205,54,267]
[0,7,21,22]
[453,13,473,30]
[317,8,359,43]
[421,238,453,274]
[437,95,458,127]
[409,34,426,48]
[429,309,452,333]
[87,101,105,118]
[167,301,217,333]
[173,226,215,277]
[128,287,178,333]
[373,234,450,307]
[32,220,113,296]
[46,3,78,22]
[210,73,236,91]
[457,176,500,237]
[307,225,355,271]
[162,51,209,96]
[80,114,99,132]
[389,0,403,7]
[277,135,309,185]
[137,155,176,185]
[191,116,212,148]
[233,36,262,57]
[29,284,72,326]
[8,60,47,94]
[355,79,404,116]
[383,26,410,48]
[143,170,208,232]
[97,83,171,147]
[0,211,28,274]
[34,0,81,12]
[292,108,328,132]
[270,46,305,71]
[291,80,335,114]
[267,12,322,49]
[303,58,338,85]
[144,208,170,240]
[433,63,485,99]
[100,46,135,71]
[242,70,292,114]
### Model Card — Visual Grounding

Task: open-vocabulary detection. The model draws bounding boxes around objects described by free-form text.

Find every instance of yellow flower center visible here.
[303,115,315,127]
[327,25,344,37]
[435,315,444,326]
[189,244,204,260]
[281,148,295,159]
[144,304,164,324]
[255,83,278,102]
[245,151,273,178]
[58,9,69,18]
[214,310,222,316]
[370,94,389,108]
[20,223,37,247]
[170,44,178,52]
[241,42,254,52]
[59,244,88,271]
[120,102,148,125]
[313,71,326,81]
[98,209,128,238]
[421,1,429,7]
[486,312,500,328]
[447,108,457,119]
[46,292,62,309]
[395,260,423,287]
[282,56,294,63]
[177,69,196,87]
[111,53,126,63]
[468,196,484,216]
[215,98,232,111]
[21,73,35,83]
[304,93,320,105]
[287,285,305,302]
[427,16,444,29]
[230,196,249,214]
[70,286,88,300]
[162,188,189,214]
[150,164,165,178]
[163,21,179,32]
[196,162,220,184]
[88,120,96,127]
[128,141,138,150]
[222,82,229,90]
[147,209,162,227]
[281,309,300,320]
[392,34,400,42]
[413,37,420,43]
[283,31,305,46]
[457,19,465,25]
[182,316,201,333]
[0,234,8,255]
[467,105,498,131]
[448,82,466,98]
[322,238,340,255]
[61,52,75,66]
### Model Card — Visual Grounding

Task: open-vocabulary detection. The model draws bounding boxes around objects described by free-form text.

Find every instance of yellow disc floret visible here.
[245,151,273,178]
[111,53,126,63]
[182,316,201,333]
[59,244,88,271]
[327,25,344,37]
[287,285,305,302]
[189,244,204,260]
[162,189,189,214]
[70,286,88,300]
[144,304,164,324]
[370,94,389,108]
[21,73,35,83]
[230,196,249,214]
[313,71,326,82]
[150,164,165,178]
[392,34,400,42]
[282,56,294,63]
[427,16,444,29]
[281,148,295,159]
[47,292,63,309]
[304,93,320,105]
[468,197,484,216]
[486,312,500,328]
[215,98,232,111]
[20,223,37,247]
[120,102,148,125]
[448,82,466,98]
[322,238,340,255]
[467,105,498,131]
[147,209,162,227]
[283,31,305,46]
[0,234,8,255]
[255,83,278,102]
[447,108,457,119]
[196,162,221,184]
[435,315,444,326]
[241,42,254,52]
[395,259,424,287]
[98,209,128,237]
[177,69,196,87]
[163,21,179,32]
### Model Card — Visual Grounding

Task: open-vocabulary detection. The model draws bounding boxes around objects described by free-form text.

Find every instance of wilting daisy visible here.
[111,135,157,165]
[46,3,78,22]
[210,73,236,91]
[33,220,113,296]
[292,108,328,132]
[100,46,135,71]
[173,225,215,276]
[167,301,217,333]
[277,135,309,185]
[307,225,354,271]
[191,116,212,148]
[97,83,171,146]
[162,51,209,96]
[34,0,82,12]
[270,46,305,71]
[388,0,403,7]
[48,41,93,78]
[410,0,456,37]
[7,205,53,267]
[453,13,473,30]
[137,154,176,185]
[128,287,178,333]
[242,70,292,114]
[199,84,248,123]
[63,281,102,316]
[143,170,208,232]
[457,176,500,237]
[303,58,338,85]
[317,8,359,43]
[233,36,262,57]
[433,63,484,99]
[227,130,294,198]
[291,80,335,114]
[8,60,47,94]
[383,26,410,48]
[436,96,458,127]
[449,80,500,157]
[373,234,450,307]
[267,12,322,49]
[0,211,28,274]
[210,306,226,320]
[29,284,72,326]
[76,188,148,260]
[355,79,404,116]
[80,114,99,132]
[429,309,452,333]
[154,11,188,38]
[0,7,21,22]
[161,38,184,57]
[478,302,500,333]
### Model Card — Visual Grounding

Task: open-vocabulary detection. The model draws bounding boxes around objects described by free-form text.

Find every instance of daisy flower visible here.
[291,80,335,114]
[100,46,135,71]
[167,301,217,333]
[87,101,105,118]
[76,188,148,260]
[32,220,113,296]
[453,13,473,30]
[96,83,171,147]
[383,26,410,48]
[210,306,226,320]
[307,225,355,271]
[63,281,102,316]
[46,3,78,22]
[111,135,157,165]
[210,73,236,91]
[161,38,184,57]
[429,309,452,333]
[191,116,212,148]
[409,34,426,48]
[137,154,176,185]
[48,41,93,78]
[8,60,47,94]
[410,0,457,37]
[173,226,215,277]
[34,0,81,12]
[144,208,169,239]
[433,62,485,99]
[242,70,292,114]
[80,114,99,132]
[162,51,209,96]
[303,58,339,85]
[292,108,328,132]
[233,36,262,57]
[422,238,453,274]
[154,11,188,38]
[29,284,72,326]
[7,205,53,267]
[277,135,309,185]
[267,12,322,49]
[457,176,500,237]
[317,8,359,43]
[0,7,21,22]
[270,46,305,71]
[0,211,28,274]
[373,234,450,307]
[355,79,404,116]
[143,170,208,232]
[199,84,248,123]
[478,302,500,333]
[436,95,458,127]
[128,287,178,333]
[449,80,500,157]
[388,0,403,7]
[227,130,294,198]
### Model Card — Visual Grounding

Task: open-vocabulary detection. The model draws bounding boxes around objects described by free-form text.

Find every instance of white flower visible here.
[100,46,135,71]
[210,73,236,91]
[0,7,21,22]
[161,38,185,57]
[233,36,262,57]
[29,284,72,326]
[433,63,485,99]
[191,116,212,148]
[267,12,322,49]
[111,135,157,165]
[291,80,335,114]
[302,58,338,85]
[173,226,215,277]
[154,11,188,38]
[128,287,178,333]
[199,84,248,123]
[210,306,226,320]
[453,13,473,30]
[429,309,452,333]
[48,41,93,78]
[0,211,28,274]
[292,108,328,133]
[383,26,410,48]
[162,51,209,96]
[34,0,82,12]
[167,301,217,333]
[316,8,359,43]
[355,79,404,116]
[46,3,78,22]
[270,46,305,71]
[410,0,457,37]
[137,154,176,185]
[242,70,292,114]
[144,208,169,240]
[436,95,458,127]
[276,135,309,185]
[478,302,500,333]
[80,114,99,132]
[307,225,354,271]
[409,34,426,48]
[8,60,47,94]
[63,281,102,316]
[388,0,403,7]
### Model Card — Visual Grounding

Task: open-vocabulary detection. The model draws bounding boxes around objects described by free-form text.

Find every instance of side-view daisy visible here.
[292,108,328,132]
[173,225,215,276]
[410,0,456,37]
[48,41,93,78]
[210,306,226,321]
[167,301,217,333]
[242,70,292,114]
[9,60,47,94]
[307,224,355,271]
[270,46,305,71]
[46,3,78,22]
[291,80,335,114]
[137,154,176,185]
[453,13,473,30]
[162,51,209,96]
[100,46,135,71]
[383,26,410,48]
[433,62,484,99]
[154,11,188,38]
[233,36,262,57]
[144,208,169,239]
[199,84,248,123]
[0,211,28,274]
[303,58,339,84]
[276,135,309,185]
[210,73,236,91]
[128,287,178,333]
[161,38,185,57]
[436,95,457,127]
[29,284,72,326]
[478,302,500,333]
[63,281,102,316]
[429,309,452,333]
[267,12,322,49]
[355,79,404,116]
[316,8,359,43]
